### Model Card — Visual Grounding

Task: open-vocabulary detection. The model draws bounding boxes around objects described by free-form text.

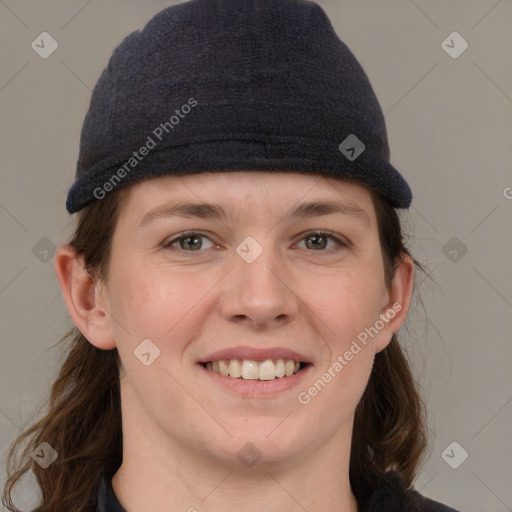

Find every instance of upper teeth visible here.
[205,359,301,380]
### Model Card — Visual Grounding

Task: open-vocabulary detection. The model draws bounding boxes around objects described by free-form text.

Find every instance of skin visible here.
[55,171,414,512]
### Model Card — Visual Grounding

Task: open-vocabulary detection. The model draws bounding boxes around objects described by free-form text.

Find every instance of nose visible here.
[219,240,299,329]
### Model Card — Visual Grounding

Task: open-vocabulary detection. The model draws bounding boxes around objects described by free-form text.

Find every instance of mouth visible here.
[197,346,313,395]
[200,359,311,381]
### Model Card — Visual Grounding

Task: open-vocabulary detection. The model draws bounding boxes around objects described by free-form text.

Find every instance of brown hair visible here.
[350,189,428,502]
[2,182,427,511]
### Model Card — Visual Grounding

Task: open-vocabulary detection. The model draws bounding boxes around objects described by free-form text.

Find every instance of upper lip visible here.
[198,346,311,364]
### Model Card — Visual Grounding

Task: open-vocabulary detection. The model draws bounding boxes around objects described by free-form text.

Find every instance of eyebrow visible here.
[137,199,371,229]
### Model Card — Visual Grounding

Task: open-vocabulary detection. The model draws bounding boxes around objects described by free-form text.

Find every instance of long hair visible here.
[3,184,427,511]
[350,190,428,502]
[3,190,125,512]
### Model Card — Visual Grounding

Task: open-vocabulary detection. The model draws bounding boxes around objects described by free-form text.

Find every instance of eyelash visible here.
[163,230,348,254]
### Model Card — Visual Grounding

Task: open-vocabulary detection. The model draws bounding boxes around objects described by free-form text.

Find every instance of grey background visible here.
[1,0,511,510]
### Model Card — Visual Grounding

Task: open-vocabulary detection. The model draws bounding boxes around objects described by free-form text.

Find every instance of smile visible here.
[201,359,310,381]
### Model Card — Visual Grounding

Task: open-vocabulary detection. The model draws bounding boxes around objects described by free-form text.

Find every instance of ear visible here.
[54,244,116,350]
[375,253,415,353]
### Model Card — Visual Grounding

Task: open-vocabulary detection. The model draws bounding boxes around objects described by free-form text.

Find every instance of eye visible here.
[164,232,215,251]
[295,230,346,251]
[163,230,347,253]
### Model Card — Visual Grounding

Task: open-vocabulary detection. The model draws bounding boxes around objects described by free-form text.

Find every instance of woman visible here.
[3,0,461,510]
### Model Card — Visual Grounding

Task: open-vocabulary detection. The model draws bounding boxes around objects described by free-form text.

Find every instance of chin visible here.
[203,422,309,468]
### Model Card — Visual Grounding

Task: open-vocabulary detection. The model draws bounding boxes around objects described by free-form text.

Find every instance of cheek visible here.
[294,342,375,450]
[303,261,385,407]
[108,260,203,341]
[106,263,203,422]
[319,263,387,346]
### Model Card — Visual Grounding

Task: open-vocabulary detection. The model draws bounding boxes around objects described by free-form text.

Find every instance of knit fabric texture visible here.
[66,0,412,213]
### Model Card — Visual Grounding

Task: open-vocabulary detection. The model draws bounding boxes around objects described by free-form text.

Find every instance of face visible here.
[96,171,403,468]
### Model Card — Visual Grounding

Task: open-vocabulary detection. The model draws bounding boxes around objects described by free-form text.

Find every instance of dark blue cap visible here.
[66,0,412,214]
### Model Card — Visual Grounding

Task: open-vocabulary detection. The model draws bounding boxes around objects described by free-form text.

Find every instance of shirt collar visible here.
[97,473,126,512]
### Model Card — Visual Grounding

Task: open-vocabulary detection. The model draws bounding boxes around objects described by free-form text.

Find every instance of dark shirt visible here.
[96,472,461,512]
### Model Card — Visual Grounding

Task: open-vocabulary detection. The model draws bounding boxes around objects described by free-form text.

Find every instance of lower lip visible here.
[198,364,312,397]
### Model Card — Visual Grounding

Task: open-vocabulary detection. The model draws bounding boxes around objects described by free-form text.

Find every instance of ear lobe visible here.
[375,254,415,353]
[54,244,117,350]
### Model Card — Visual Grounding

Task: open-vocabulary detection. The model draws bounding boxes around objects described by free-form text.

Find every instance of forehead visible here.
[118,171,376,225]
